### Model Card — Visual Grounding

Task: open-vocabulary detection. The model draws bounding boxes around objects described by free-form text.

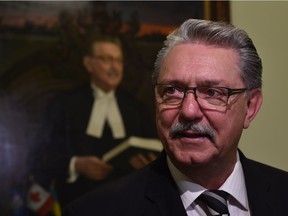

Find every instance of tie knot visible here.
[198,190,230,216]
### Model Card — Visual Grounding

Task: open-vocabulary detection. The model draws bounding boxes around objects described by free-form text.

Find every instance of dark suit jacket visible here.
[32,83,157,207]
[63,150,288,216]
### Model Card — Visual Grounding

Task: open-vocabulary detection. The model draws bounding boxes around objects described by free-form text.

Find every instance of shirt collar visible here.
[219,152,249,210]
[167,157,205,209]
[167,151,249,211]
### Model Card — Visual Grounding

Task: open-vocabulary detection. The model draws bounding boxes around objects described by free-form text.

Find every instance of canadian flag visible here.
[27,183,53,216]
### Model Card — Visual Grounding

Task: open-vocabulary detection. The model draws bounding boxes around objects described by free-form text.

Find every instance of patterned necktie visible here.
[197,190,230,216]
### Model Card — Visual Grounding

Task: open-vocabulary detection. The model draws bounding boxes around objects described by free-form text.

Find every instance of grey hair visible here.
[152,19,262,90]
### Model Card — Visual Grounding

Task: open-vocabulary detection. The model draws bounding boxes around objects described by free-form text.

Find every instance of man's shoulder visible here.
[115,88,151,117]
[63,165,152,215]
[240,151,287,172]
[62,83,92,100]
[116,88,142,103]
[63,153,172,215]
[244,157,288,176]
[240,151,288,185]
[51,83,91,106]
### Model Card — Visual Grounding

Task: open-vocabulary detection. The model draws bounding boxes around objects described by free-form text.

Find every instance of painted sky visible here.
[0,1,204,35]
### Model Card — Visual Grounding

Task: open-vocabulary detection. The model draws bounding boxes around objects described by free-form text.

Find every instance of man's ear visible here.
[83,56,93,73]
[244,88,263,129]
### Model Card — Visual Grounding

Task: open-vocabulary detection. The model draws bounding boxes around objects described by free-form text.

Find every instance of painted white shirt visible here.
[86,83,125,139]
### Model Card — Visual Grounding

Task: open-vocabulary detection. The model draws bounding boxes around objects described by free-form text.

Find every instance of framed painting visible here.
[0,1,230,215]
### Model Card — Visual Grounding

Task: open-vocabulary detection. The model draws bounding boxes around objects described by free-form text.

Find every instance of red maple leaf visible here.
[30,191,41,202]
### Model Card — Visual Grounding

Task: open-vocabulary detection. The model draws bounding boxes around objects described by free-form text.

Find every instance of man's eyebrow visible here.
[197,79,222,86]
[157,80,185,85]
[157,79,225,87]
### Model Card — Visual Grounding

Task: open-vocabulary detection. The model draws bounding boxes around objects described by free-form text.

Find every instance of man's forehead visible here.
[92,42,122,55]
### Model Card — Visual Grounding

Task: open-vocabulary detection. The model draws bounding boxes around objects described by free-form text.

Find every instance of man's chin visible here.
[171,149,215,166]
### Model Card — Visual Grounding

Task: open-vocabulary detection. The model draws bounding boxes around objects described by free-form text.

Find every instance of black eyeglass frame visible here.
[154,83,248,109]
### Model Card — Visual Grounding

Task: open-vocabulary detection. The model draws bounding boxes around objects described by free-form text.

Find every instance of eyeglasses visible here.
[93,55,123,65]
[154,84,247,111]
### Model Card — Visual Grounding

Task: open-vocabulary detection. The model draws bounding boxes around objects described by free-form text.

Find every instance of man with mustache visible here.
[169,122,216,142]
[63,19,288,215]
[32,35,157,208]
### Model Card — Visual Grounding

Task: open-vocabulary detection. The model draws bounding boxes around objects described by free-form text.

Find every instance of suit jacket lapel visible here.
[239,150,277,215]
[144,152,188,216]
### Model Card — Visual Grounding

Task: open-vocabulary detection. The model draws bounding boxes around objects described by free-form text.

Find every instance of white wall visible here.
[231,1,288,171]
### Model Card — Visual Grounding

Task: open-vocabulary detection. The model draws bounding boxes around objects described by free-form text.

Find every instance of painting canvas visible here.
[0,1,229,215]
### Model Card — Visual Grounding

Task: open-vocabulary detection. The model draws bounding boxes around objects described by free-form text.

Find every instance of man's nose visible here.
[179,92,203,120]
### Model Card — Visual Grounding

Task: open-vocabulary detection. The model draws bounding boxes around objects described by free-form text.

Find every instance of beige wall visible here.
[231,1,288,171]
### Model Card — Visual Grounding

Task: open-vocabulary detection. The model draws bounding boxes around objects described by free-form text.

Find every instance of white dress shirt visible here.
[167,152,251,216]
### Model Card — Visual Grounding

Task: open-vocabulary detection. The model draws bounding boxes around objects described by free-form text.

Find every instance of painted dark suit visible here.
[31,83,157,207]
[63,151,288,216]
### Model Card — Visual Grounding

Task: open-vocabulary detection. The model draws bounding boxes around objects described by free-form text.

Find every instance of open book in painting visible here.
[102,136,163,171]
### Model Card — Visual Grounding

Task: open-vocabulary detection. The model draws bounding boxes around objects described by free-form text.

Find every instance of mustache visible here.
[107,69,118,76]
[169,122,216,142]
